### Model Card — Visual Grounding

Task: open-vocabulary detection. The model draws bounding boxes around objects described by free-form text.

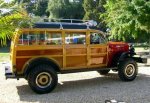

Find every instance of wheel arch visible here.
[118,52,129,62]
[110,52,136,67]
[23,57,61,78]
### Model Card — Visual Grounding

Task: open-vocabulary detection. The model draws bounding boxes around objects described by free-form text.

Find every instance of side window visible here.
[46,32,62,45]
[28,31,38,45]
[18,32,29,45]
[90,32,106,44]
[65,32,86,44]
[18,31,46,45]
[38,31,46,45]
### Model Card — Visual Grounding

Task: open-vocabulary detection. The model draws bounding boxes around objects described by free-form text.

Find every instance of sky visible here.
[0,0,13,14]
[4,0,13,3]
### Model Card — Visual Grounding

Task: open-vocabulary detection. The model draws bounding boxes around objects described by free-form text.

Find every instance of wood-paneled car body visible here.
[5,21,147,94]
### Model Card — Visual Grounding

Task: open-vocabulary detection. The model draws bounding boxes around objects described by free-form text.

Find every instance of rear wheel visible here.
[118,58,138,81]
[28,64,58,94]
[97,70,110,75]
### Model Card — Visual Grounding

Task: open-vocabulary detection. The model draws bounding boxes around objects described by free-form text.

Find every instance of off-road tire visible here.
[97,70,110,75]
[28,64,58,94]
[118,58,138,81]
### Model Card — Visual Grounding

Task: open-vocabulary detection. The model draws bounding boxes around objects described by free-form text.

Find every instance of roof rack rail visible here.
[44,18,88,23]
[34,18,98,30]
[43,18,97,27]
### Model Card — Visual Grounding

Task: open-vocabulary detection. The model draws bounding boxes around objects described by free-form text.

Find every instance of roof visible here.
[33,22,101,30]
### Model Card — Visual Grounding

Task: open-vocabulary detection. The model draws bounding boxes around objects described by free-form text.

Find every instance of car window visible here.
[18,31,62,45]
[65,32,86,44]
[28,31,38,45]
[18,31,29,45]
[90,32,106,44]
[46,32,62,45]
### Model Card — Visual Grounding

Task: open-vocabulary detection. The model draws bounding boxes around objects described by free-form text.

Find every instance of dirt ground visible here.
[0,62,150,103]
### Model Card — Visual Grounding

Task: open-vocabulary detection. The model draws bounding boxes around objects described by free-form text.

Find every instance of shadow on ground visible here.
[16,73,150,103]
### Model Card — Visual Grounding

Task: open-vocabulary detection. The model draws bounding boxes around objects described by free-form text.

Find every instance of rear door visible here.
[64,31,87,69]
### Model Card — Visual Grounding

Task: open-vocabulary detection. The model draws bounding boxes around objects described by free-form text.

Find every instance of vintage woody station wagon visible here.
[4,20,147,94]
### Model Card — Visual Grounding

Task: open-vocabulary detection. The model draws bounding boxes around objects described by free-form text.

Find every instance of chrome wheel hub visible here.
[36,72,52,88]
[125,64,135,77]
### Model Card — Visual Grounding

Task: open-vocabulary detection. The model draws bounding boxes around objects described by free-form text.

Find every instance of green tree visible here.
[15,0,35,14]
[34,0,49,16]
[83,0,106,30]
[102,0,150,42]
[47,0,84,19]
[16,0,49,16]
[0,0,31,46]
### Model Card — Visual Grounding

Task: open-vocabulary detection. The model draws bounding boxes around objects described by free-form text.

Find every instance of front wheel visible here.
[28,64,58,94]
[118,58,138,81]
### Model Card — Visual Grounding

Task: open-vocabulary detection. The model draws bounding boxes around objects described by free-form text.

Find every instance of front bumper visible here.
[3,62,16,79]
[133,57,147,63]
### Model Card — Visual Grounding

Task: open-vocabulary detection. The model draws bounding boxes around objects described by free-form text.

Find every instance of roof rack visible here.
[34,18,98,30]
[45,18,89,23]
[43,18,88,23]
[44,18,97,26]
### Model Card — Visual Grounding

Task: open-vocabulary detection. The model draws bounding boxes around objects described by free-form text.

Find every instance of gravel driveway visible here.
[0,63,150,103]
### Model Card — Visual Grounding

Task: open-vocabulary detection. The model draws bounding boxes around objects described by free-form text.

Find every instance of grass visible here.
[0,47,10,62]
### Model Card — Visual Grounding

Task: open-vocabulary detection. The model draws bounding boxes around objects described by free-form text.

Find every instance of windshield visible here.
[100,32,108,42]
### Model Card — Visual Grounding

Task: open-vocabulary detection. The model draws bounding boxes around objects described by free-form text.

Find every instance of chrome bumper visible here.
[3,62,16,79]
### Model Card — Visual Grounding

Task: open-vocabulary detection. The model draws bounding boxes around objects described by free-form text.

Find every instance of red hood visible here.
[108,41,129,52]
[108,41,128,45]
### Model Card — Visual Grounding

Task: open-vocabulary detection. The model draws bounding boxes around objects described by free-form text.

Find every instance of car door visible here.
[64,31,87,69]
[88,31,108,68]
